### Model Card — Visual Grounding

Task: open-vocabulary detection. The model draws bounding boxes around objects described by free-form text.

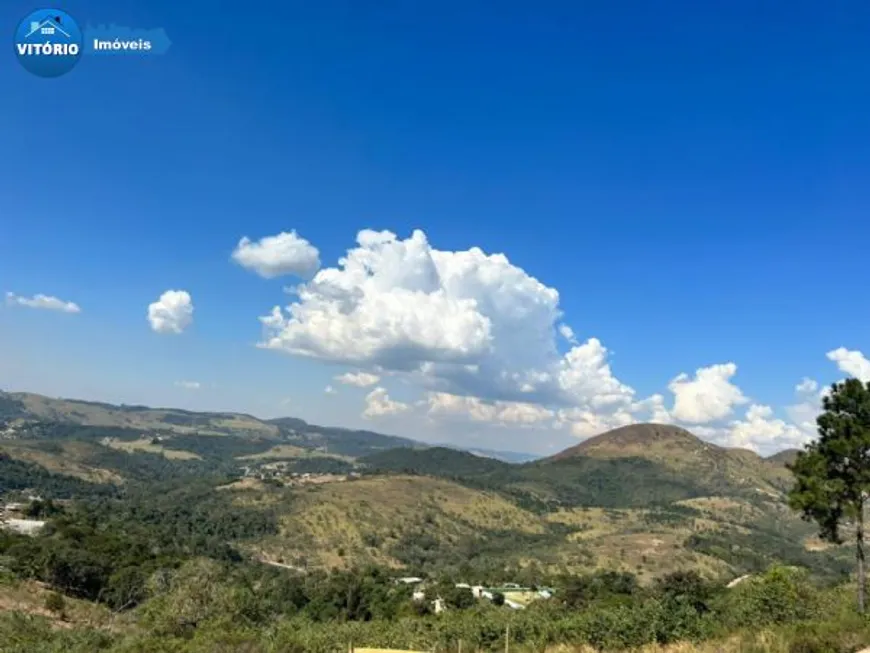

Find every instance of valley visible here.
[0,388,864,653]
[0,389,849,584]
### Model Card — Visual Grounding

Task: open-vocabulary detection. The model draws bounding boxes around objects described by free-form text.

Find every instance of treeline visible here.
[157,434,276,460]
[0,453,117,499]
[0,563,862,653]
[688,529,852,582]
[0,484,279,609]
[361,447,716,509]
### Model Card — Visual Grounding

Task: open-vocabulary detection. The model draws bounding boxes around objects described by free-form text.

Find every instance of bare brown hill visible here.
[549,424,703,462]
[545,423,794,495]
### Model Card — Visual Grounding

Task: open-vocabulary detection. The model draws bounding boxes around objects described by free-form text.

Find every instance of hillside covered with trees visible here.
[1,386,870,652]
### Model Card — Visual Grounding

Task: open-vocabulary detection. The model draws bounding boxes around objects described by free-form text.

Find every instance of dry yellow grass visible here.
[583,531,729,579]
[256,476,546,570]
[502,591,538,606]
[541,504,735,580]
[238,444,310,460]
[245,477,789,579]
[11,392,280,437]
[548,507,639,541]
[675,496,766,525]
[0,442,123,484]
[217,477,269,491]
[239,443,354,462]
[0,578,129,631]
[804,536,840,552]
[102,437,201,460]
[677,496,747,512]
[353,649,430,653]
[210,415,278,435]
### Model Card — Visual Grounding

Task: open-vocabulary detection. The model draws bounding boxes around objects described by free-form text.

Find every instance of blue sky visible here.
[2,0,869,455]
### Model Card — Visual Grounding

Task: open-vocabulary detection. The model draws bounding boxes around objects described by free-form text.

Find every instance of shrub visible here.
[43,591,66,618]
[717,566,821,629]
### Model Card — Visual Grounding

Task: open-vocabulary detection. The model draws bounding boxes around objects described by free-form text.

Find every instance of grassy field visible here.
[101,437,202,461]
[244,475,548,570]
[237,444,354,462]
[0,576,125,632]
[0,441,123,484]
[7,391,280,438]
[220,474,835,581]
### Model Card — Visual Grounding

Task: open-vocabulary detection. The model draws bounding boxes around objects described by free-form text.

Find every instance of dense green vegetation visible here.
[10,421,155,442]
[0,394,27,420]
[158,434,276,459]
[0,453,117,499]
[363,446,511,477]
[0,483,278,609]
[686,529,852,582]
[278,456,357,474]
[2,390,869,652]
[1,562,867,653]
[789,378,870,612]
[270,417,421,457]
[363,446,730,509]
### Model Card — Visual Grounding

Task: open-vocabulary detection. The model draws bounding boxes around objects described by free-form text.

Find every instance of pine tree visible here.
[788,378,870,612]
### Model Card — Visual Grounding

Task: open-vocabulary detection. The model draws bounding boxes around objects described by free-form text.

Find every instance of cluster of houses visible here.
[395,576,554,613]
[241,462,359,487]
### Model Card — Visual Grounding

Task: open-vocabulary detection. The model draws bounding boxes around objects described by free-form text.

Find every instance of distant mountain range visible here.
[0,390,537,461]
[1,389,847,583]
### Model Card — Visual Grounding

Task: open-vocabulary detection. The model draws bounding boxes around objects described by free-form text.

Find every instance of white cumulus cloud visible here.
[426,392,554,427]
[6,292,80,314]
[826,347,870,382]
[259,232,493,368]
[668,363,748,424]
[148,290,194,334]
[362,387,410,418]
[335,371,381,387]
[556,339,636,409]
[324,385,336,394]
[232,230,321,279]
[723,404,811,453]
[785,378,825,436]
[252,227,869,454]
[258,229,639,417]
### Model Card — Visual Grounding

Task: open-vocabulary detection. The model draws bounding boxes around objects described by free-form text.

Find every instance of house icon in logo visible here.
[25,15,70,39]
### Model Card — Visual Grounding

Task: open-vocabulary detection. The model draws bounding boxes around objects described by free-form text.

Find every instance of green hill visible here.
[766,448,800,466]
[546,423,793,497]
[361,424,793,509]
[0,390,422,461]
[0,391,848,585]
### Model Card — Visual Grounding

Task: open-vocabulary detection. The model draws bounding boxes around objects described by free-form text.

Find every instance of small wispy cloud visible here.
[335,371,381,387]
[6,292,81,314]
[174,380,201,390]
[324,385,336,394]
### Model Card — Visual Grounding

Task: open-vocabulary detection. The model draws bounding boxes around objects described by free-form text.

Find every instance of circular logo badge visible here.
[14,9,83,78]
